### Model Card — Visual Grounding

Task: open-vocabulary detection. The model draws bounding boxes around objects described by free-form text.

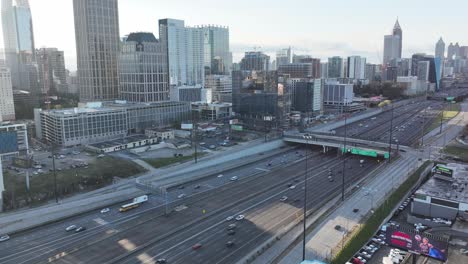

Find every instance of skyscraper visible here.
[347,56,366,79]
[199,25,231,75]
[0,66,15,120]
[119,32,169,103]
[447,43,460,60]
[1,0,37,90]
[159,19,205,87]
[383,19,403,65]
[435,38,445,59]
[73,0,121,102]
[327,56,343,78]
[36,48,68,95]
[276,47,291,67]
[240,52,270,72]
[392,19,402,59]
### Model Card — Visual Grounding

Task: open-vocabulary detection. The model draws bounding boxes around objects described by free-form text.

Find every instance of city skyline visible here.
[1,0,467,70]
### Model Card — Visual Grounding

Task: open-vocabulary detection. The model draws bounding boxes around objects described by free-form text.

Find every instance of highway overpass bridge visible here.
[283,132,410,159]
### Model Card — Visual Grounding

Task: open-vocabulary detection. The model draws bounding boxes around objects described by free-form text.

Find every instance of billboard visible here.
[385,226,448,261]
[0,131,18,154]
[181,123,193,130]
[433,164,453,177]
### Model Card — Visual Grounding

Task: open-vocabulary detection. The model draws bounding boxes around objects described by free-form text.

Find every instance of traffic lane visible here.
[41,154,338,264]
[121,157,377,264]
[145,158,378,264]
[166,148,310,199]
[0,149,303,258]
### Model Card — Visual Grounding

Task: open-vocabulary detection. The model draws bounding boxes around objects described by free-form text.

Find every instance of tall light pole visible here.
[387,104,394,162]
[302,134,311,261]
[341,115,347,202]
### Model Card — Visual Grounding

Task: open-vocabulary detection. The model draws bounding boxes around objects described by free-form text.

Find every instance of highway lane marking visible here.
[93,218,109,226]
[138,158,348,263]
[255,168,270,172]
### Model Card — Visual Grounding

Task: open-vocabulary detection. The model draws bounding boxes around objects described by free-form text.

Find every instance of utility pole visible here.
[302,135,309,261]
[52,152,58,203]
[191,112,198,164]
[342,115,347,202]
[420,107,427,147]
[439,103,445,135]
[387,104,394,162]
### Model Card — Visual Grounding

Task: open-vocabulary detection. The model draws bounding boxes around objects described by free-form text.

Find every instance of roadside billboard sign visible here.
[433,164,453,177]
[385,226,448,262]
[181,123,193,130]
[229,119,239,125]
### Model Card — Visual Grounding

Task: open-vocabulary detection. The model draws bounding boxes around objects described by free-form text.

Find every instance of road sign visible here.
[342,147,378,158]
[231,125,243,131]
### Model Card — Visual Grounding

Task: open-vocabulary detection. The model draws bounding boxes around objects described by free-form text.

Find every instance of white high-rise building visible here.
[276,47,292,66]
[0,66,15,120]
[73,0,121,102]
[199,25,231,74]
[347,56,366,79]
[159,19,205,86]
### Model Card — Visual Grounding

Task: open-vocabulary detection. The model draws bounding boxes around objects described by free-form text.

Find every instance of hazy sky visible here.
[2,0,467,70]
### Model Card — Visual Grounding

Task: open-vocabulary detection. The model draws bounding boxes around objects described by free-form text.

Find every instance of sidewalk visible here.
[0,138,285,235]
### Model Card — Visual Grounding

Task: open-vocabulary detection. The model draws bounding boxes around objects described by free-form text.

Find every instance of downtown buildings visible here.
[383,20,403,65]
[158,19,232,87]
[36,48,68,94]
[0,66,15,121]
[119,32,169,102]
[73,0,121,102]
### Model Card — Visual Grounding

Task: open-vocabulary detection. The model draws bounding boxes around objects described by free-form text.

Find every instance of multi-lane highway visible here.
[335,99,444,146]
[0,146,380,264]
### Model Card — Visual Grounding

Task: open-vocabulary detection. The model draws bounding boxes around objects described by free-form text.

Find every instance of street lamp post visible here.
[302,134,311,261]
[52,153,58,204]
[387,104,394,163]
[342,115,347,202]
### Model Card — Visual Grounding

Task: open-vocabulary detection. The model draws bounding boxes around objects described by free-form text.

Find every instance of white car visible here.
[280,196,288,202]
[100,208,110,214]
[65,225,77,232]
[230,176,238,181]
[217,174,224,178]
[226,216,234,221]
[289,185,296,190]
[235,215,245,221]
[177,194,186,199]
[0,235,10,242]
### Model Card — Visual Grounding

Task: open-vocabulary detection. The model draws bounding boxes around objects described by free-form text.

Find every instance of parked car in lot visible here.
[66,225,77,231]
[0,234,10,242]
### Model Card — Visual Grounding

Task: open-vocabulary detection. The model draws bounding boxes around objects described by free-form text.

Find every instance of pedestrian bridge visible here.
[283,132,409,159]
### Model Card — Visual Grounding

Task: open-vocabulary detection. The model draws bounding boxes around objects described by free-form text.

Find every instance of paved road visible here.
[0,146,379,264]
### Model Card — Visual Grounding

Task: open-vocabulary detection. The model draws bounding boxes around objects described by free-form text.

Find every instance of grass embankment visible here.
[443,145,468,162]
[425,103,460,134]
[331,161,431,264]
[144,152,207,168]
[2,156,146,210]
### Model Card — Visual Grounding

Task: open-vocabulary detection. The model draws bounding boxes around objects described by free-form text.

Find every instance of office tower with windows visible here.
[198,25,231,75]
[276,47,291,67]
[327,56,343,78]
[435,37,445,59]
[119,32,169,103]
[73,0,121,101]
[0,66,15,120]
[383,19,403,65]
[36,48,68,95]
[1,0,37,91]
[240,52,270,72]
[347,56,366,79]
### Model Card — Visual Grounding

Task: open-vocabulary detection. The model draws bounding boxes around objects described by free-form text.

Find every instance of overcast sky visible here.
[1,0,467,71]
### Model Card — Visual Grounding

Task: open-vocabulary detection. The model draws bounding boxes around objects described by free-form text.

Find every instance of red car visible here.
[192,243,202,250]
